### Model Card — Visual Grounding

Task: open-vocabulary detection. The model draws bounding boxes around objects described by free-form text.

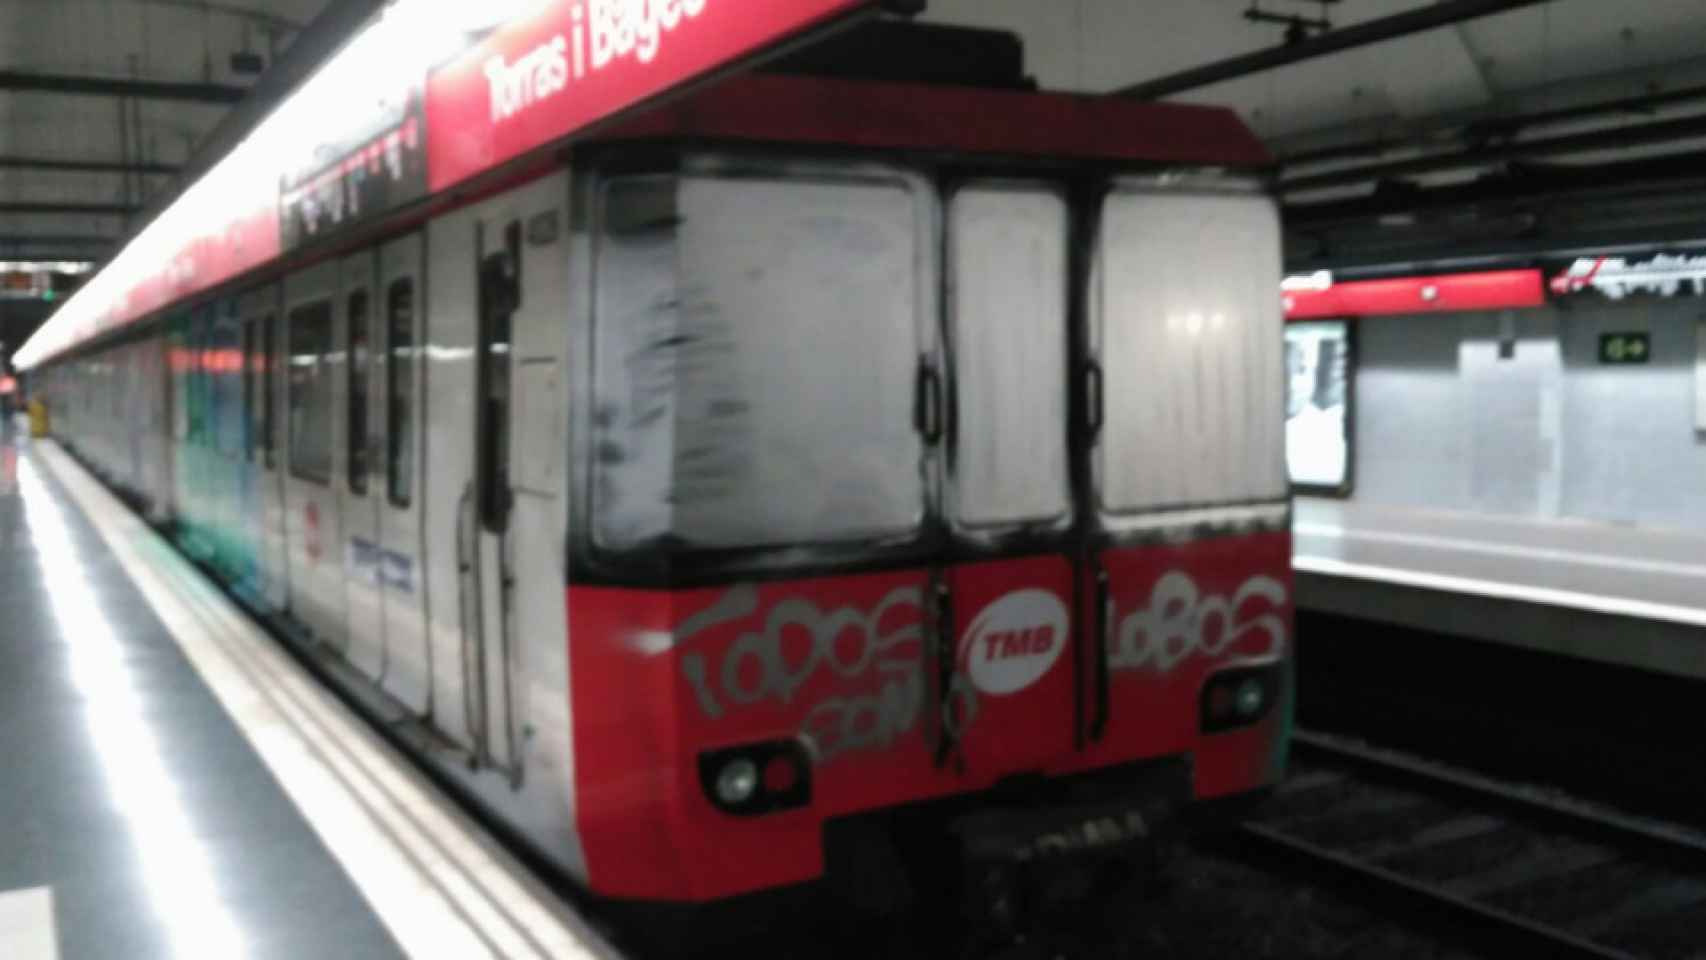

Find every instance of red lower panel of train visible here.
[567,529,1292,901]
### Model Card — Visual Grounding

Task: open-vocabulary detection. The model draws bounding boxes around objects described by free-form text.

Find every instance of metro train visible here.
[27,11,1292,918]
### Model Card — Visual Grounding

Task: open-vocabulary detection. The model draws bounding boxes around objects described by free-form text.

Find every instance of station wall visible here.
[1351,298,1706,532]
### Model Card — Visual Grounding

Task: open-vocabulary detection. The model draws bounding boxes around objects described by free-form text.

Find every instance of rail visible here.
[1216,729,1706,959]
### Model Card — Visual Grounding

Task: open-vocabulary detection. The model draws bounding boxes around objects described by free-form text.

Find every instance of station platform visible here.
[0,428,614,960]
[1292,496,1706,680]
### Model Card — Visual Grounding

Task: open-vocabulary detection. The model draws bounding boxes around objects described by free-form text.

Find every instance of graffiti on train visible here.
[1110,571,1288,673]
[346,536,417,595]
[675,583,953,762]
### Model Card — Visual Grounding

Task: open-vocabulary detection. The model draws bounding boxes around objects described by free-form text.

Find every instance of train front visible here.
[563,107,1291,909]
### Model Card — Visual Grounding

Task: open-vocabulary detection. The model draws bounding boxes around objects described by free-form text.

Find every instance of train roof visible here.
[595,73,1270,169]
[14,5,1269,370]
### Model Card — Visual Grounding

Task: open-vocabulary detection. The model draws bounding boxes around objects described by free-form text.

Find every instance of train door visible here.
[176,310,212,559]
[424,173,569,777]
[340,252,386,680]
[1083,183,1288,749]
[282,263,349,651]
[208,298,250,586]
[244,286,291,613]
[941,181,1079,771]
[124,342,143,492]
[376,233,430,714]
[143,335,173,524]
[473,179,570,781]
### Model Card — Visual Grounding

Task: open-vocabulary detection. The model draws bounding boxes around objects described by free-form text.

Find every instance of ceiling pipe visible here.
[0,70,246,104]
[1286,210,1706,276]
[1285,148,1706,225]
[1282,81,1706,168]
[1112,0,1554,100]
[0,155,178,176]
[1282,112,1706,194]
[135,0,305,33]
[0,202,141,217]
[0,235,121,257]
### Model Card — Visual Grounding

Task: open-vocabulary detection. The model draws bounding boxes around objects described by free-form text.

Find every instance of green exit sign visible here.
[1599,332,1651,364]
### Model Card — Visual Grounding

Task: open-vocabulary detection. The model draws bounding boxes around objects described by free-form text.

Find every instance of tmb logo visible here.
[961,589,1069,696]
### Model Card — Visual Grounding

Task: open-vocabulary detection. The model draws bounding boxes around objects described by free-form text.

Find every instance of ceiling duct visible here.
[1113,0,1554,100]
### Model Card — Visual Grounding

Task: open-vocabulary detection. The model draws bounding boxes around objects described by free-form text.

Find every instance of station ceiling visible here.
[4,0,1706,349]
[0,0,330,351]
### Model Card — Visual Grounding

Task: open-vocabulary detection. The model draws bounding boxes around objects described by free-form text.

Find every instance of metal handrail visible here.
[454,479,484,766]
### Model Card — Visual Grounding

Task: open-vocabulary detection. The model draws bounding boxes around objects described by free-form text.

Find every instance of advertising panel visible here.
[279,82,429,250]
[1285,319,1352,493]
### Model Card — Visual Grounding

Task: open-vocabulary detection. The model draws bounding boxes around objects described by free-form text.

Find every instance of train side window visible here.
[261,314,277,469]
[242,319,255,462]
[287,301,334,485]
[476,222,521,534]
[386,278,415,508]
[347,290,371,495]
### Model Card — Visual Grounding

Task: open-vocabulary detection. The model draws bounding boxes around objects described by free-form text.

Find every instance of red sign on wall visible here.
[1283,268,1545,320]
[426,0,874,192]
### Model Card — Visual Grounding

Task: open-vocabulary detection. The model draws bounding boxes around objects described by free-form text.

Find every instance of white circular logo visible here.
[961,589,1070,696]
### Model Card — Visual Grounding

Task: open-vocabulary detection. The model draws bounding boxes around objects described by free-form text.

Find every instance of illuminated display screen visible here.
[1285,319,1351,493]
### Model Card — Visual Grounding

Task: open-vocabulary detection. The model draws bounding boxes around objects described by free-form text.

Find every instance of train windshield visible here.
[592,162,932,553]
[946,183,1071,530]
[1093,187,1287,515]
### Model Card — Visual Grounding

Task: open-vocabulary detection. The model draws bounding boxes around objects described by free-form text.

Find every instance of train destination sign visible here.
[1598,332,1651,365]
[427,0,878,191]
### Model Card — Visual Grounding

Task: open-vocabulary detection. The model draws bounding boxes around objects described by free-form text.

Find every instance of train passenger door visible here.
[208,299,250,586]
[143,336,172,524]
[174,311,210,558]
[340,252,386,681]
[243,286,291,614]
[282,264,349,651]
[470,185,568,781]
[375,234,430,715]
[941,181,1080,771]
[1082,183,1289,748]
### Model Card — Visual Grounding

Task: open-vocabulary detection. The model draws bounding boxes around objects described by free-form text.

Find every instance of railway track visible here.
[1221,730,1706,959]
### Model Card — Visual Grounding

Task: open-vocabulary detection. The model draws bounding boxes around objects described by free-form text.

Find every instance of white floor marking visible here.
[1293,554,1706,629]
[0,888,58,960]
[36,443,615,960]
[1294,521,1706,581]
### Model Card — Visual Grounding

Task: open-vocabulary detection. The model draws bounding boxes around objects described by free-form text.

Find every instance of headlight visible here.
[1200,666,1279,734]
[1235,677,1266,718]
[699,739,812,816]
[714,758,759,806]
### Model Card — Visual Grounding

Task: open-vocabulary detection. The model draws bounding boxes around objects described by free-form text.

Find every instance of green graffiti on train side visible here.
[168,309,262,597]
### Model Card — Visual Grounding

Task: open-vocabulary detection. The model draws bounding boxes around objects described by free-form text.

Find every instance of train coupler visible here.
[950,790,1179,943]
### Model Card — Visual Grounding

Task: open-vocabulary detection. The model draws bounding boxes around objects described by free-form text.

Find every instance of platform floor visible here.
[0,427,611,959]
[1293,496,1706,678]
